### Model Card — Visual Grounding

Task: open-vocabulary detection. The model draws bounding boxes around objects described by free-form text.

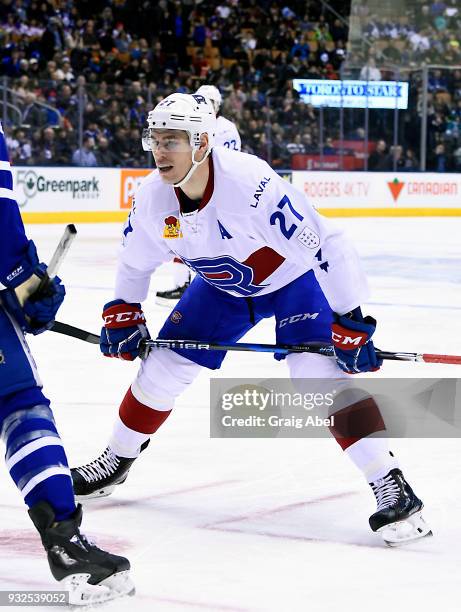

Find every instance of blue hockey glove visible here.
[331,308,382,374]
[23,267,65,335]
[100,299,150,360]
[1,241,65,335]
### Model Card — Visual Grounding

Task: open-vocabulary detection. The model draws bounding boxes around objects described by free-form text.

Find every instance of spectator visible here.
[389,145,405,171]
[270,132,290,168]
[360,58,382,81]
[323,136,337,155]
[40,17,65,61]
[54,129,74,165]
[36,127,58,165]
[20,92,46,129]
[301,132,318,154]
[429,143,453,171]
[428,69,449,92]
[72,135,98,166]
[290,34,310,59]
[368,140,391,171]
[111,126,133,165]
[96,136,118,167]
[286,134,305,155]
[402,148,419,171]
[12,130,33,164]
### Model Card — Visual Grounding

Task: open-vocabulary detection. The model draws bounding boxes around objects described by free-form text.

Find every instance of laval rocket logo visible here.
[387,178,405,202]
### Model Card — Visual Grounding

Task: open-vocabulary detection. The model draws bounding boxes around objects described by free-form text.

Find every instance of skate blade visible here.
[63,570,135,606]
[379,510,433,547]
[74,485,116,502]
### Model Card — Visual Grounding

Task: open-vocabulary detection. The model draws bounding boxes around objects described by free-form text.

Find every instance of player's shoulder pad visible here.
[212,148,282,216]
[134,169,175,215]
[217,115,237,131]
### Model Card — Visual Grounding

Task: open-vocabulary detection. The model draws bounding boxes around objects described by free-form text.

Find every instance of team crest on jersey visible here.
[170,310,182,324]
[181,255,265,295]
[163,216,183,239]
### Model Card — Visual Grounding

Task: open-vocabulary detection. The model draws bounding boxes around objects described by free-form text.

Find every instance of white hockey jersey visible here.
[115,147,369,315]
[214,116,241,151]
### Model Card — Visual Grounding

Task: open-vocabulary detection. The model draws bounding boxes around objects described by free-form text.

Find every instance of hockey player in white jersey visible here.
[155,84,241,306]
[196,84,241,151]
[72,93,431,546]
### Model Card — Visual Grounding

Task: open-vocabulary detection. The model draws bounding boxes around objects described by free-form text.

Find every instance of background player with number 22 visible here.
[72,93,431,546]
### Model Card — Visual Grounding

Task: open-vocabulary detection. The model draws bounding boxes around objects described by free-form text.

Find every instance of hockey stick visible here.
[35,224,77,298]
[139,339,461,364]
[51,320,100,344]
[49,322,461,365]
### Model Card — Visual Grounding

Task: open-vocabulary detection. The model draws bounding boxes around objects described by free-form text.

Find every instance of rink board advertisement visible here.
[12,167,124,223]
[13,167,461,222]
[210,378,461,438]
[291,171,461,216]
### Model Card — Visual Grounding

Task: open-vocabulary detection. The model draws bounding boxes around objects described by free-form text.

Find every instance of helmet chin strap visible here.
[173,147,211,188]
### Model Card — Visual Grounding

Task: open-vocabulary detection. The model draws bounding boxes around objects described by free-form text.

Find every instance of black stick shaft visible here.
[49,323,461,365]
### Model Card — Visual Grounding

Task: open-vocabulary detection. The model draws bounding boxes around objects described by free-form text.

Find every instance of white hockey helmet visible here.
[195,85,222,114]
[142,92,216,187]
[142,92,216,151]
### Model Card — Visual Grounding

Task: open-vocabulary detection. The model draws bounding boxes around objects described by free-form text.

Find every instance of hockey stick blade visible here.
[48,321,461,365]
[51,321,100,344]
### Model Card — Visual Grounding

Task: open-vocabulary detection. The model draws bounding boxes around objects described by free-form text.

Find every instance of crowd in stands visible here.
[349,0,461,170]
[1,0,460,171]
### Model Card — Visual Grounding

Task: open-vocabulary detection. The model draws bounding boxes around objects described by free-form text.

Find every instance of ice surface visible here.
[1,218,460,611]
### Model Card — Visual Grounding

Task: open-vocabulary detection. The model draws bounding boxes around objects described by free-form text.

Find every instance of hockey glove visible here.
[100,299,150,360]
[331,308,382,374]
[1,240,66,335]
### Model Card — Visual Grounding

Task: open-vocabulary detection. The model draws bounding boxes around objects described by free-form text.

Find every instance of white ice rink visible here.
[1,217,460,611]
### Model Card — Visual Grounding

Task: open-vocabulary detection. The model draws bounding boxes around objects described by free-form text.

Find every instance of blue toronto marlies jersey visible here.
[115,147,369,315]
[0,121,29,290]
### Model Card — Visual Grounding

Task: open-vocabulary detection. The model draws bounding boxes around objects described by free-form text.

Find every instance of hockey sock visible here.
[328,395,399,481]
[109,387,171,458]
[329,396,386,450]
[172,259,190,287]
[1,389,76,521]
[345,437,400,483]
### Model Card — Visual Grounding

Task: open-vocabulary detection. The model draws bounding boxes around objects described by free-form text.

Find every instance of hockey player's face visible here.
[152,130,192,184]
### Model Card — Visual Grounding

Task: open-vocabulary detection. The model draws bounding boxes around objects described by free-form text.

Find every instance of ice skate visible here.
[155,281,190,306]
[369,468,432,546]
[29,501,134,605]
[72,440,150,500]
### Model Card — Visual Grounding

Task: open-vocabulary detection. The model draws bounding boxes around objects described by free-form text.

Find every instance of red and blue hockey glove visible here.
[331,308,382,374]
[100,299,150,360]
[2,240,65,335]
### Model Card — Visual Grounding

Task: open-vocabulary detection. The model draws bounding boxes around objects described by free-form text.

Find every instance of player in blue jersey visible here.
[0,122,133,604]
[72,93,431,546]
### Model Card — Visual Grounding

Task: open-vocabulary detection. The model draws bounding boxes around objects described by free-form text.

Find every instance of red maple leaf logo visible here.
[387,178,405,202]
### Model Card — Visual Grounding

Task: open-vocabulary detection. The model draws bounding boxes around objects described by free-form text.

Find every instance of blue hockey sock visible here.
[1,391,76,521]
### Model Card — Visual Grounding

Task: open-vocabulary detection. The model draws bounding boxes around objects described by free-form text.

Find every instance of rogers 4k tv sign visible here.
[293,79,409,109]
